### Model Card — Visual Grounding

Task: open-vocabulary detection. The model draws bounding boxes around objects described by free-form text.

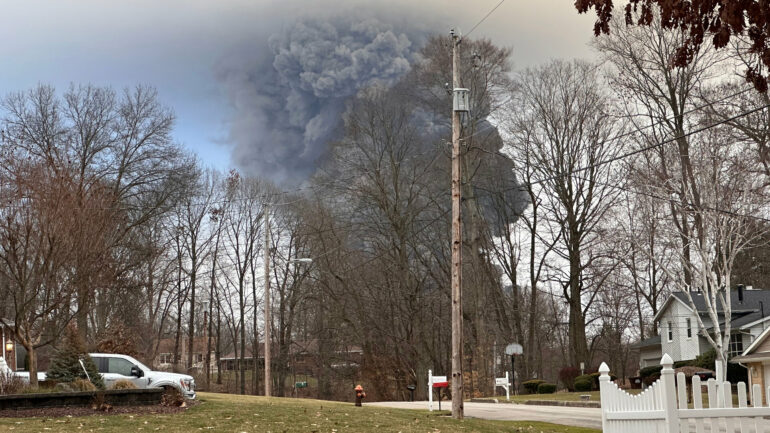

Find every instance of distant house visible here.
[732,325,770,403]
[153,336,217,374]
[219,340,363,373]
[632,287,770,370]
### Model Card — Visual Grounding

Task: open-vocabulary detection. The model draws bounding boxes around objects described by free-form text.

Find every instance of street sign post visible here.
[504,343,523,395]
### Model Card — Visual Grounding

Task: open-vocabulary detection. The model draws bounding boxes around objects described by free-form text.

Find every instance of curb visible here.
[523,400,600,408]
[469,398,499,403]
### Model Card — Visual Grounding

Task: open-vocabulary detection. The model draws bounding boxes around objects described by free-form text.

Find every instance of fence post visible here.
[660,354,680,433]
[598,362,611,432]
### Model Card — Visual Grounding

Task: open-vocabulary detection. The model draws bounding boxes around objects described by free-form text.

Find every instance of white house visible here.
[632,287,770,370]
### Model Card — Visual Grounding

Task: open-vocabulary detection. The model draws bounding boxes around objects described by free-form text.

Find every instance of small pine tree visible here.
[46,325,104,390]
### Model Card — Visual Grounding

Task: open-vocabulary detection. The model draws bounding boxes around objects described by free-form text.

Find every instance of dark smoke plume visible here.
[217,17,429,184]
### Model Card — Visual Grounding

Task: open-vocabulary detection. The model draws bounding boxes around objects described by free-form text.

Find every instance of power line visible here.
[465,0,508,38]
[491,100,770,191]
[461,85,754,154]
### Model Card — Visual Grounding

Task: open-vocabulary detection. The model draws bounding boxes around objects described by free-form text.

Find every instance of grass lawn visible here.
[0,392,599,433]
[506,391,602,403]
[488,390,643,403]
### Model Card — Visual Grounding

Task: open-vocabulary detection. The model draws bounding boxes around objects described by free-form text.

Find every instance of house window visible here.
[195,353,203,363]
[159,353,173,364]
[728,337,744,357]
[686,318,692,338]
[667,321,673,342]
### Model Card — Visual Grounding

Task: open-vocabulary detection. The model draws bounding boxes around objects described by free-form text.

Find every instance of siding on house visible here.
[639,345,662,369]
[756,332,770,353]
[658,299,700,362]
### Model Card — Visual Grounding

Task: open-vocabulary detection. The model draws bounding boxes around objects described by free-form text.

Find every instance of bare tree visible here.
[508,59,625,368]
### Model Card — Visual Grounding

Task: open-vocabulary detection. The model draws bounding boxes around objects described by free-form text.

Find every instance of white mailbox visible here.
[453,88,470,112]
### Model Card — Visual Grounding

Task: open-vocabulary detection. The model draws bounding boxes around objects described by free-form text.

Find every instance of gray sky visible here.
[0,0,597,176]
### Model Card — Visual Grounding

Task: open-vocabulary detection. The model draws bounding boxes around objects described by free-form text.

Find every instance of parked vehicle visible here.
[6,353,195,399]
[90,353,196,399]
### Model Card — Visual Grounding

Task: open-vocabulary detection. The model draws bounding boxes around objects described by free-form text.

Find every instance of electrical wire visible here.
[465,0,508,39]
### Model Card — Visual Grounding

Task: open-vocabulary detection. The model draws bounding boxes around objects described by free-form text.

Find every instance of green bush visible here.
[639,365,663,379]
[673,360,696,368]
[522,380,545,394]
[574,375,593,392]
[537,383,557,394]
[45,325,104,390]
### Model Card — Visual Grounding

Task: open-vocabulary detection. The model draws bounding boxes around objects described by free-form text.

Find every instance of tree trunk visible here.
[239,278,246,395]
[187,248,196,370]
[25,343,38,388]
[568,237,589,367]
[216,306,222,385]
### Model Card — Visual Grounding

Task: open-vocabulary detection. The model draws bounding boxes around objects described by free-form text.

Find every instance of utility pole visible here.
[264,204,272,397]
[450,28,464,420]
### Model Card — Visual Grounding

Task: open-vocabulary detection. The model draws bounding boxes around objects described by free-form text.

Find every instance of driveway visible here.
[367,401,602,430]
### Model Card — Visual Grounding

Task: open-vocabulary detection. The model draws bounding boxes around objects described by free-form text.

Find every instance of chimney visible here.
[737,284,745,304]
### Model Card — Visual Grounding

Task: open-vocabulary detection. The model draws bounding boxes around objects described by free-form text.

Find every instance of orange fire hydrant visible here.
[354,384,366,407]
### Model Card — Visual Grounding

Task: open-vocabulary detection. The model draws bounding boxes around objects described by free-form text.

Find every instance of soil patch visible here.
[0,400,197,418]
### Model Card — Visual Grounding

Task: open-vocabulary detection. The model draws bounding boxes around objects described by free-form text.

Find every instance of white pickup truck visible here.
[4,353,196,399]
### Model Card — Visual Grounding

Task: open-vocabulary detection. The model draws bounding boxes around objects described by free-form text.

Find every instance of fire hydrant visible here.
[354,384,366,406]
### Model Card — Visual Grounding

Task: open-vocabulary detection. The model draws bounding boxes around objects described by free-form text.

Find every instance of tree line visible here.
[2,11,770,397]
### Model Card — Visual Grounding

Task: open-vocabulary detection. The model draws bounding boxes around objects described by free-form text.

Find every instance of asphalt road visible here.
[367,401,603,430]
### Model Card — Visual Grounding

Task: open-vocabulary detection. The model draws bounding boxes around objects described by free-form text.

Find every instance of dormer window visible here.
[667,321,673,342]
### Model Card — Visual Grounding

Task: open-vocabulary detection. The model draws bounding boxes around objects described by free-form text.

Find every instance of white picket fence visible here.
[600,354,770,433]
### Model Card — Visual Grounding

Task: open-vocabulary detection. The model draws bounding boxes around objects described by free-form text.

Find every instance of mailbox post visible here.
[427,370,449,411]
[406,384,416,402]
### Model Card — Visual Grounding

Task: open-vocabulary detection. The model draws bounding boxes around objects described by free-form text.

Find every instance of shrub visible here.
[674,360,696,369]
[112,380,138,390]
[639,365,663,379]
[537,383,557,394]
[70,378,97,392]
[643,372,661,386]
[46,325,104,390]
[161,386,186,407]
[558,367,581,391]
[694,349,716,369]
[0,371,25,395]
[522,380,545,394]
[574,375,593,392]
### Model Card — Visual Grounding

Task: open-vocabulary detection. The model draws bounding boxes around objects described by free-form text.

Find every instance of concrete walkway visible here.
[367,400,602,430]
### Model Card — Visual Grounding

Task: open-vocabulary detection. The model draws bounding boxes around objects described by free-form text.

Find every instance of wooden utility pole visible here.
[450,29,464,420]
[264,204,272,397]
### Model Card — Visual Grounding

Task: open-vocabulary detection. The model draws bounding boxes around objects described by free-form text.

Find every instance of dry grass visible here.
[0,391,600,432]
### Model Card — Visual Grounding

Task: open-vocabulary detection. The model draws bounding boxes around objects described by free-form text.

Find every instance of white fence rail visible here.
[600,354,770,433]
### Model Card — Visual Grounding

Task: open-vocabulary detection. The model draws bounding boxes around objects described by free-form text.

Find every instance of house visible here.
[219,340,363,373]
[0,321,18,371]
[731,325,770,403]
[153,336,217,374]
[632,287,770,370]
